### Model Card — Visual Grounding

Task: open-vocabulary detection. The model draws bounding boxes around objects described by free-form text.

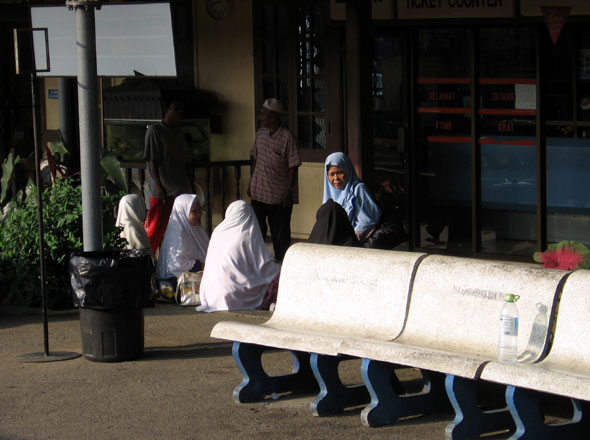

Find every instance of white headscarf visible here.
[197,200,280,312]
[115,194,152,255]
[157,194,209,279]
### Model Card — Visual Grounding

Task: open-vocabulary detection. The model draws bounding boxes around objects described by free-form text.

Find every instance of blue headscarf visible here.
[323,152,381,232]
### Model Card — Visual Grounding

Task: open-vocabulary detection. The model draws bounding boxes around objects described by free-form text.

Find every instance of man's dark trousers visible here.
[251,199,292,262]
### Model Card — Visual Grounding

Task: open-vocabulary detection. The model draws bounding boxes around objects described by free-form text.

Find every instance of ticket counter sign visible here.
[399,0,514,19]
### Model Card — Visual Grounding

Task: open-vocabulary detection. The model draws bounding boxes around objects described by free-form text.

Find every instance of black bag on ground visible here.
[364,212,409,250]
[69,249,156,310]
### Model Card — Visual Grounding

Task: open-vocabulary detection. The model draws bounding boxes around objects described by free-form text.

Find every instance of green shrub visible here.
[0,178,127,309]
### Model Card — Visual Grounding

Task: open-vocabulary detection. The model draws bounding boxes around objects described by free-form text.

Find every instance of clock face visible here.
[206,0,233,20]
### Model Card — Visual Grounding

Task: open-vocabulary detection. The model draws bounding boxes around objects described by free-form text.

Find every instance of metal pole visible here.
[16,26,80,363]
[69,0,103,251]
[30,72,50,357]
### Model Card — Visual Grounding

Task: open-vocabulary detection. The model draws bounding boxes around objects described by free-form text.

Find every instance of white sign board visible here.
[31,2,177,77]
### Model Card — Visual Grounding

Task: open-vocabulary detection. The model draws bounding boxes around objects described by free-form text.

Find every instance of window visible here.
[254,0,340,162]
[296,4,325,151]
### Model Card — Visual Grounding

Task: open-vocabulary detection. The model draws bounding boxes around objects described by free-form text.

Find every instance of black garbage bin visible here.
[69,249,155,362]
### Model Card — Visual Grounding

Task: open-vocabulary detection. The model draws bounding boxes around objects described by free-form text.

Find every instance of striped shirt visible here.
[249,126,301,205]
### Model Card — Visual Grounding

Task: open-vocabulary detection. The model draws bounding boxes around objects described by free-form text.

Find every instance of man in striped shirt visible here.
[248,98,301,262]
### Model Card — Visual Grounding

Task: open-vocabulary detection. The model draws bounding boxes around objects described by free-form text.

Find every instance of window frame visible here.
[253,0,342,163]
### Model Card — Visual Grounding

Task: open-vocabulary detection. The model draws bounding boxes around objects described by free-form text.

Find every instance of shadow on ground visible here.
[141,341,233,361]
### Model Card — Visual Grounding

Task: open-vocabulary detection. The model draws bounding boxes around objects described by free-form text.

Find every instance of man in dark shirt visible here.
[144,99,192,253]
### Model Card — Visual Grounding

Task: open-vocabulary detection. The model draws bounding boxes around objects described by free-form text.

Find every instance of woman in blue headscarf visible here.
[323,152,381,243]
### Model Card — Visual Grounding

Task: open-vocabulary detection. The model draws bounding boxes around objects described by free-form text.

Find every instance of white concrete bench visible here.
[210,243,426,406]
[477,269,590,439]
[338,254,568,434]
[211,246,572,438]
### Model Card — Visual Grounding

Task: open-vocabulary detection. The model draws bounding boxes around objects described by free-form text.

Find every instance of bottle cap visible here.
[505,293,520,302]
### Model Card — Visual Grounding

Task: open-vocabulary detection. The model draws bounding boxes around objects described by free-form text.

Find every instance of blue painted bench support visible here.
[445,375,514,440]
[360,358,449,427]
[506,386,590,440]
[212,244,424,406]
[232,342,317,403]
[309,354,370,416]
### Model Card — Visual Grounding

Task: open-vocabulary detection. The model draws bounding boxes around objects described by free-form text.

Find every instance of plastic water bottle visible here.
[498,294,519,362]
[517,303,548,362]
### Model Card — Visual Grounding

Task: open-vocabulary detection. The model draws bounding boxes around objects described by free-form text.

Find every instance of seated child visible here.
[157,194,209,294]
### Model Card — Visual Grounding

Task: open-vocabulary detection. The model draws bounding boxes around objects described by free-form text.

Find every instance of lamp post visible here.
[13,26,80,363]
[66,0,103,251]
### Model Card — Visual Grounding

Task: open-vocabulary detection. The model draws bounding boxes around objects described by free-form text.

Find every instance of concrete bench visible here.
[210,243,426,406]
[476,269,590,439]
[211,246,573,438]
[338,254,568,433]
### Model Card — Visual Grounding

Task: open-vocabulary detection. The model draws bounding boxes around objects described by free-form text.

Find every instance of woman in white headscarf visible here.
[157,194,209,282]
[197,200,281,312]
[115,194,153,256]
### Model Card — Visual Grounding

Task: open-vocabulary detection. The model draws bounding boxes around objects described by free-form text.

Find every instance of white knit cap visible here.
[262,98,283,113]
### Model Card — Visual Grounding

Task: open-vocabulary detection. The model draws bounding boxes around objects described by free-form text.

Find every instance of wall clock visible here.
[206,0,233,21]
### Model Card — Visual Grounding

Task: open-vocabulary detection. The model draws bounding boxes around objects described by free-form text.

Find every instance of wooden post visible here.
[345,0,372,181]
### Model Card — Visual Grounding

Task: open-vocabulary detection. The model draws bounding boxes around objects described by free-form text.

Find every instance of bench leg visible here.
[445,375,514,440]
[506,385,590,440]
[231,342,318,403]
[360,358,448,427]
[309,353,370,416]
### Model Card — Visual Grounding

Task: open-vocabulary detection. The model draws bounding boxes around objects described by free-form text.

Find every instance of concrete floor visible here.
[0,302,517,440]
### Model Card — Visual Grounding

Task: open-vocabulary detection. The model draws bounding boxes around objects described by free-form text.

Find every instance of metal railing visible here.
[194,160,252,234]
[121,159,252,235]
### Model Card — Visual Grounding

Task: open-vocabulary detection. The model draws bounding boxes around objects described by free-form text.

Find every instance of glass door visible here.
[371,33,409,237]
[414,28,473,253]
[381,25,551,257]
[479,28,537,256]
[544,26,590,245]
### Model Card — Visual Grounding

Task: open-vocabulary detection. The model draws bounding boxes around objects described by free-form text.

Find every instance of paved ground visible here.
[0,303,510,440]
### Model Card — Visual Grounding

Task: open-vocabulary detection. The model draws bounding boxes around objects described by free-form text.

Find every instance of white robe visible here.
[157,194,209,279]
[115,194,153,256]
[197,200,280,312]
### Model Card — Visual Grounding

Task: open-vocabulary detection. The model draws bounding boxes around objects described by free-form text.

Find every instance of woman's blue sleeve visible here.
[353,184,381,232]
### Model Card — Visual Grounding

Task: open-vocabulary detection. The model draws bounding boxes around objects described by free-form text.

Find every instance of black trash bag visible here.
[69,249,156,310]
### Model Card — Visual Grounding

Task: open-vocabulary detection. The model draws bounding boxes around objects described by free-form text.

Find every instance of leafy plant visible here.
[100,150,128,193]
[48,137,128,194]
[0,178,126,309]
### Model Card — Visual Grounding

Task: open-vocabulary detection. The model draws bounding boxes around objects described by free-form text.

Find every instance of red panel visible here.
[417,107,472,114]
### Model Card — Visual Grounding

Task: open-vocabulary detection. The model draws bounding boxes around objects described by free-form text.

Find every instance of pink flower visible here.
[533,241,590,271]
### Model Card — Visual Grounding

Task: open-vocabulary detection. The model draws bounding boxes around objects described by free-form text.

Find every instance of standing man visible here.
[248,98,301,262]
[144,98,192,254]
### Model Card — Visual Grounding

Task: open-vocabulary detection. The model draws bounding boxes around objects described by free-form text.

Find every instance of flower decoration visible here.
[533,240,590,270]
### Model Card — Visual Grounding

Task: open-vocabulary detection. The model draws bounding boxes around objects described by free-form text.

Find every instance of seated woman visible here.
[115,194,154,257]
[323,152,381,244]
[308,199,360,247]
[197,200,281,312]
[157,194,209,286]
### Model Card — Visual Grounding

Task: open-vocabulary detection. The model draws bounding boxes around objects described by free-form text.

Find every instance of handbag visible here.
[364,211,408,250]
[175,271,203,306]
